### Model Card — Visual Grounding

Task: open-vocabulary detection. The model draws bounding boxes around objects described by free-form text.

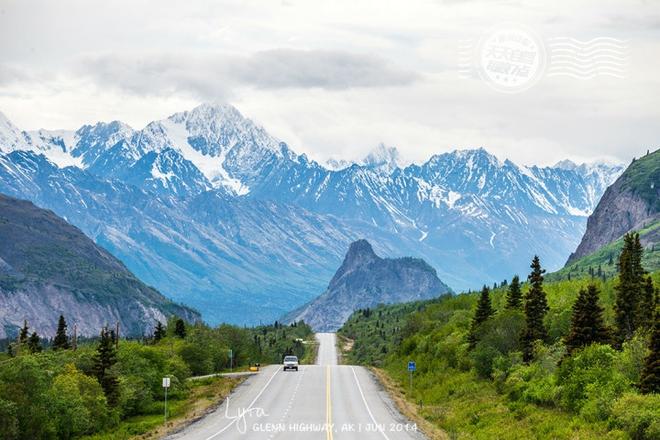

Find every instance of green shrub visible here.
[49,364,112,438]
[118,375,153,416]
[557,344,630,419]
[505,361,558,406]
[178,343,213,376]
[0,398,19,440]
[616,334,649,384]
[0,356,56,440]
[610,393,660,440]
[471,344,500,378]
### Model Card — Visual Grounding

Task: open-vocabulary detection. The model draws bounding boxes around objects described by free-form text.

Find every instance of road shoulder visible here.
[370,367,448,440]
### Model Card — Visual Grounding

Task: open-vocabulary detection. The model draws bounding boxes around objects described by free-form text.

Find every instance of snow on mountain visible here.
[361,143,403,173]
[0,111,31,153]
[0,104,626,325]
[325,157,351,171]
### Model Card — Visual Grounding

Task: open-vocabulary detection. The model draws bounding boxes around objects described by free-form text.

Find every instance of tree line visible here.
[467,232,659,394]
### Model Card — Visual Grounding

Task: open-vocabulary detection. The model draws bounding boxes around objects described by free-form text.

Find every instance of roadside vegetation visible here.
[339,232,660,439]
[0,318,313,439]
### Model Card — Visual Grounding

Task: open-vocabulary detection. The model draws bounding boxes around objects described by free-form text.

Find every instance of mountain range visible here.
[0,193,199,338]
[285,239,451,331]
[0,103,624,325]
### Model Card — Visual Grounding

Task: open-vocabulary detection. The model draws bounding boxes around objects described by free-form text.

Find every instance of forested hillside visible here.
[0,193,199,338]
[339,236,659,439]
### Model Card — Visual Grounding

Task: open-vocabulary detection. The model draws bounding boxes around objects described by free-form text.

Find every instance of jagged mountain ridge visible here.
[0,104,624,325]
[284,240,451,331]
[0,193,199,338]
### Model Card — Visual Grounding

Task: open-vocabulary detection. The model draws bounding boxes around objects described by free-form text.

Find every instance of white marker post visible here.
[162,377,171,422]
[229,349,233,373]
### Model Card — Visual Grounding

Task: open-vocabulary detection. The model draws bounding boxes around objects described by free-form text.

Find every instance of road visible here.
[166,333,425,440]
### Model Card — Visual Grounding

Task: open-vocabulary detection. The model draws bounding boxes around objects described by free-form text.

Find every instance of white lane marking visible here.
[204,367,280,440]
[350,366,391,440]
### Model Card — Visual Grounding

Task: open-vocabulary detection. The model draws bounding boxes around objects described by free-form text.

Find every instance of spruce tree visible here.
[468,286,494,349]
[27,331,42,353]
[521,255,549,362]
[640,307,659,394]
[638,277,656,331]
[174,318,187,338]
[631,233,645,279]
[506,275,523,309]
[614,233,645,342]
[92,328,120,406]
[154,320,166,342]
[18,320,29,345]
[565,285,610,354]
[52,315,70,350]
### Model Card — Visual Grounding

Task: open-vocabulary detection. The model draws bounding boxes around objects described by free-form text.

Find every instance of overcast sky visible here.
[1,0,659,166]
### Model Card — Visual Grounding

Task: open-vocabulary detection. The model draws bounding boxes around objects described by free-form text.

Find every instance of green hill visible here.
[549,220,660,281]
[339,267,659,439]
[0,193,199,338]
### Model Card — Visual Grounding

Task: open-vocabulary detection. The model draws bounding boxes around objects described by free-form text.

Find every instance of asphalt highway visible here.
[165,332,425,440]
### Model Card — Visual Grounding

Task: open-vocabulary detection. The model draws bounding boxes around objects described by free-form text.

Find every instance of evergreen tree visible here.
[565,285,610,354]
[505,275,523,309]
[18,320,29,345]
[27,331,42,353]
[174,318,187,338]
[153,320,166,342]
[468,286,494,348]
[631,233,645,279]
[638,277,656,331]
[635,276,656,330]
[614,233,645,342]
[92,328,119,406]
[521,256,549,362]
[52,315,70,350]
[640,307,659,394]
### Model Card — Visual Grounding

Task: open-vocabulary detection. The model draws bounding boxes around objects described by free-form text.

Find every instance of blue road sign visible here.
[408,361,416,372]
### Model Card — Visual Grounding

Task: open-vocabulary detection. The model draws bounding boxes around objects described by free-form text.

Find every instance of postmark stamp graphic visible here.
[476,25,547,93]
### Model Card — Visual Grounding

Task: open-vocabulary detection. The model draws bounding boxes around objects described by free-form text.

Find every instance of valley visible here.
[0,105,624,324]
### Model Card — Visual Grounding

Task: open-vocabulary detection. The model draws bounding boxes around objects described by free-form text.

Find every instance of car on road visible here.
[283,355,299,371]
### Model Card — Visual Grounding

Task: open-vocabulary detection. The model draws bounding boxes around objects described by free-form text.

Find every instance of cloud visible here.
[78,49,418,98]
[239,49,419,89]
[0,63,35,86]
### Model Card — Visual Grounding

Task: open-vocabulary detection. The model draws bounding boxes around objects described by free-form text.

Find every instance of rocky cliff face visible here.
[567,149,659,264]
[285,240,450,331]
[0,194,199,338]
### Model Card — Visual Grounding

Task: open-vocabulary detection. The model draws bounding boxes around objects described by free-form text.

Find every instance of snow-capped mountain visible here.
[0,104,625,325]
[362,143,403,173]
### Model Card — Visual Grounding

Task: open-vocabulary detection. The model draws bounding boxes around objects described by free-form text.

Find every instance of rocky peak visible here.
[341,239,378,269]
[285,239,451,331]
[567,149,660,264]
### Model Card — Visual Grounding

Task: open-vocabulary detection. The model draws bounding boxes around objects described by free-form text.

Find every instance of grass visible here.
[81,376,244,440]
[619,149,660,211]
[550,220,660,282]
[300,337,319,365]
[382,362,622,440]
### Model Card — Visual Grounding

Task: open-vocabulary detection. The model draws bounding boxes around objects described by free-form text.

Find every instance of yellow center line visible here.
[326,365,333,440]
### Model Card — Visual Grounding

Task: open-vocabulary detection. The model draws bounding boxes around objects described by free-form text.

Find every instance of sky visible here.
[0,0,659,166]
